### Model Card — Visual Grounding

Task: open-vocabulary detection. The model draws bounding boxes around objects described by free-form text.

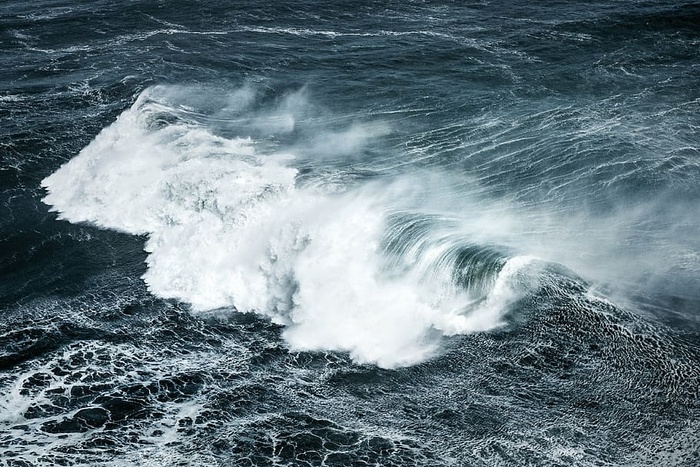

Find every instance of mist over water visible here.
[2,0,700,465]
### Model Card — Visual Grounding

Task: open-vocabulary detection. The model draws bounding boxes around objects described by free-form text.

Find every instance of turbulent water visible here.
[2,1,700,465]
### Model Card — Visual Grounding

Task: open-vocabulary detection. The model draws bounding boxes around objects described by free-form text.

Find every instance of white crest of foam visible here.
[42,86,532,368]
[436,255,539,335]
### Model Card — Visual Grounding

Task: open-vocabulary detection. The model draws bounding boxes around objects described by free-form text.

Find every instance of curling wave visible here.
[42,86,544,368]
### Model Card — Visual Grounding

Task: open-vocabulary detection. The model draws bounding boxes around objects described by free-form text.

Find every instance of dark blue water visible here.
[2,1,699,465]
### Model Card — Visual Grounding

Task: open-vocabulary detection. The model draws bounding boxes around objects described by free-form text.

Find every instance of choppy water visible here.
[2,1,699,465]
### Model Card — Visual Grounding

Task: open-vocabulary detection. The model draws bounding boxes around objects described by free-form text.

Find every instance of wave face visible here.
[3,0,700,465]
[42,85,542,368]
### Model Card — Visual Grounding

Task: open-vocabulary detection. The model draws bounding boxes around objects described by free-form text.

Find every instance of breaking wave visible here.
[41,85,544,368]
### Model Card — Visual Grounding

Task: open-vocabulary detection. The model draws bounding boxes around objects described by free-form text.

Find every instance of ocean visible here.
[1,1,699,465]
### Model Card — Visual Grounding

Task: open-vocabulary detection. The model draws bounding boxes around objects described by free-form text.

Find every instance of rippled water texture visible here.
[1,1,699,465]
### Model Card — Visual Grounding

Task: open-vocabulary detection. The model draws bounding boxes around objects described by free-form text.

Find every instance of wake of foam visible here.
[42,86,537,368]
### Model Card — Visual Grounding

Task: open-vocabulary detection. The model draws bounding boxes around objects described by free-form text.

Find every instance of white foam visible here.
[42,86,534,368]
[437,255,539,335]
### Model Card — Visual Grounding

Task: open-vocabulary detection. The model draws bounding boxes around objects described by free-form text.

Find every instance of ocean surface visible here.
[1,1,699,465]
